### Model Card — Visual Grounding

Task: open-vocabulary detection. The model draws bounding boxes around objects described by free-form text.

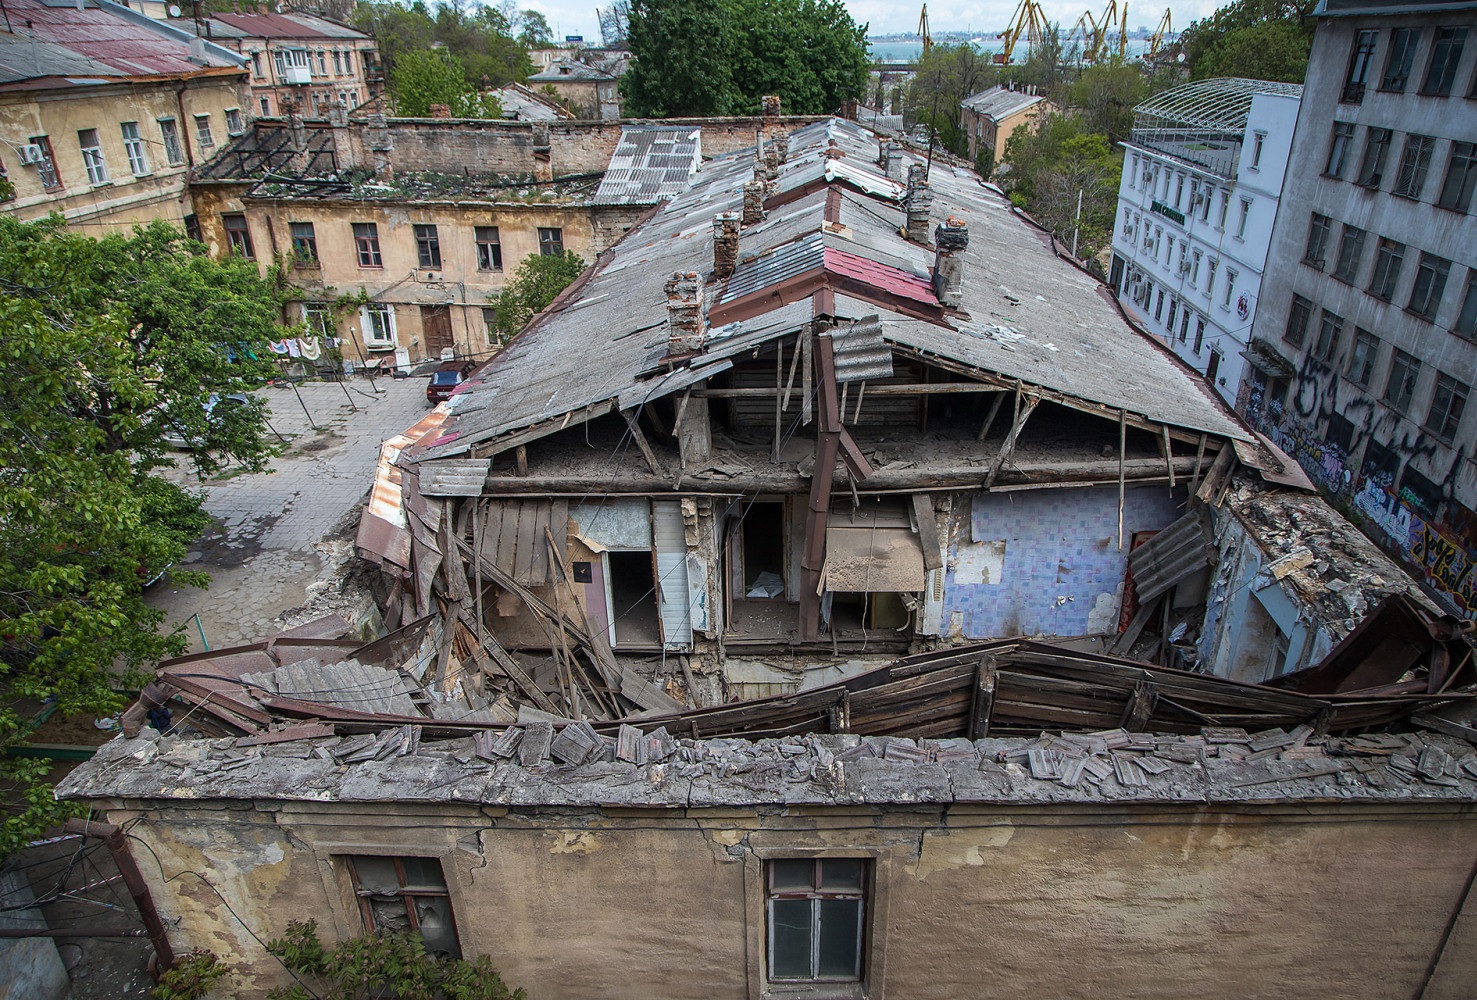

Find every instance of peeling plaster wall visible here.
[104,798,1477,1000]
[941,485,1188,638]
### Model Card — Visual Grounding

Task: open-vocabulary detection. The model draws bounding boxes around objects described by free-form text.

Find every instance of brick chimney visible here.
[666,272,705,356]
[883,143,902,180]
[840,97,858,120]
[712,212,740,279]
[429,103,452,119]
[905,166,933,243]
[824,139,844,161]
[932,218,969,307]
[761,95,782,116]
[877,136,890,168]
[742,180,766,226]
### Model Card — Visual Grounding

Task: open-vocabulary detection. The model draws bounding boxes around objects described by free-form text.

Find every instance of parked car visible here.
[160,393,251,449]
[427,361,474,405]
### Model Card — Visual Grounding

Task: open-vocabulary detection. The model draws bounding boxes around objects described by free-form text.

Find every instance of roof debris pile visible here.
[135,615,1470,745]
[57,723,1477,809]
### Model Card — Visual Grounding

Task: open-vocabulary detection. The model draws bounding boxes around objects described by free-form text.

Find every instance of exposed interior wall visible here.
[104,797,1477,1000]
[942,485,1188,638]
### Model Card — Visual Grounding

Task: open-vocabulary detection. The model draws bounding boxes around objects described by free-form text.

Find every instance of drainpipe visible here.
[62,818,176,974]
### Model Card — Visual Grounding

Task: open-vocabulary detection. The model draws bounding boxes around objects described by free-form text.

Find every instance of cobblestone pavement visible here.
[146,374,429,652]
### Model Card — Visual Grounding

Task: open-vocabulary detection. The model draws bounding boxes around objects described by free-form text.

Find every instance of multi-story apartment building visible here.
[189,117,737,366]
[0,0,246,232]
[1243,0,1476,619]
[184,12,382,119]
[959,85,1049,168]
[1111,78,1303,405]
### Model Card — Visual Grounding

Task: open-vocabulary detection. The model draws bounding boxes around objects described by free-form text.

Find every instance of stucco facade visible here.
[59,728,1477,1000]
[190,183,644,366]
[1241,0,1477,620]
[1,75,246,232]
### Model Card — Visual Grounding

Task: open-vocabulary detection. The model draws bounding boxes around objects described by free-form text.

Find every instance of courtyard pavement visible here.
[146,373,430,652]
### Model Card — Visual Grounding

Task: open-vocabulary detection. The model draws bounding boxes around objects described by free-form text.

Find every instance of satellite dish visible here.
[168,3,182,15]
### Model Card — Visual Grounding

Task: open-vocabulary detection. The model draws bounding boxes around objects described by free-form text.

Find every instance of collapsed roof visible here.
[413,118,1250,468]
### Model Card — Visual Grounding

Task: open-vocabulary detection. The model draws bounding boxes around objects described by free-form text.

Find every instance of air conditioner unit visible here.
[1142,169,1153,184]
[1192,191,1207,206]
[18,143,44,165]
[1179,261,1192,274]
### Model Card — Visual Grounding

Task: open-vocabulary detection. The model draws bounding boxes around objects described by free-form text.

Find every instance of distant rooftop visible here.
[1130,77,1303,177]
[195,12,371,42]
[961,85,1047,121]
[529,59,615,82]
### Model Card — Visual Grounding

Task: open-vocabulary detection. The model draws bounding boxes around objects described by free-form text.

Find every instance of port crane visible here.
[995,0,1048,65]
[1147,9,1172,60]
[918,4,932,56]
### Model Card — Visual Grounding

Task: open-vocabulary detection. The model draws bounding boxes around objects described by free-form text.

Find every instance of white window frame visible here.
[78,128,109,185]
[361,304,397,349]
[121,121,150,176]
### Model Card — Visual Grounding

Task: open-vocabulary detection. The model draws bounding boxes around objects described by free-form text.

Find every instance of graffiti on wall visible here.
[1242,350,1476,619]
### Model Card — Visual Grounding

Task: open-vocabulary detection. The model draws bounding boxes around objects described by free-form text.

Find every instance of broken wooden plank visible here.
[967,656,998,739]
[984,394,1039,489]
[621,408,660,474]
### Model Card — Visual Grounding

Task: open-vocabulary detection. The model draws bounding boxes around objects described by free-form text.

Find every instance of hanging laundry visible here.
[286,339,301,358]
[268,340,290,355]
[298,337,322,360]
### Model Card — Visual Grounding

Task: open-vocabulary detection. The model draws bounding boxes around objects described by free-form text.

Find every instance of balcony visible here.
[282,64,312,85]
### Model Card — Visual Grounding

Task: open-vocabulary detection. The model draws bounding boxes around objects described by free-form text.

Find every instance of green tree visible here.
[353,1,532,90]
[621,0,737,116]
[390,49,472,116]
[1196,21,1313,83]
[622,0,869,117]
[998,113,1121,257]
[0,217,287,855]
[488,251,587,342]
[906,43,997,158]
[1179,0,1316,80]
[1067,60,1148,145]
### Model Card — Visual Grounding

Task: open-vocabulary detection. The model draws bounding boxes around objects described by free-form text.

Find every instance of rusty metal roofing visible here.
[205,12,371,40]
[3,0,245,78]
[823,245,936,306]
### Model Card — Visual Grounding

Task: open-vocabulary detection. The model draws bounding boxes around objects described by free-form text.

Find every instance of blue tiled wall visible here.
[943,485,1188,638]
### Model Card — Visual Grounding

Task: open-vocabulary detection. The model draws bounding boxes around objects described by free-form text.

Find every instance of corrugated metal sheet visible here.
[594,126,702,205]
[652,501,692,649]
[823,246,938,306]
[830,315,894,384]
[418,459,491,497]
[208,12,370,40]
[10,0,243,76]
[720,232,824,304]
[961,86,1047,121]
[1127,508,1213,603]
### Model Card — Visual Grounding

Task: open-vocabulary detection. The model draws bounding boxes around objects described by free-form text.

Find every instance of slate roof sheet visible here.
[961,86,1047,120]
[593,125,702,205]
[419,117,1249,461]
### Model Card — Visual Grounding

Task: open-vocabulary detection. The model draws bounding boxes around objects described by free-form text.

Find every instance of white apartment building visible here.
[1110,78,1303,405]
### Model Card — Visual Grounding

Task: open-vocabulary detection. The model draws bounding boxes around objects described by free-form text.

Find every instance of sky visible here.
[518,0,1228,46]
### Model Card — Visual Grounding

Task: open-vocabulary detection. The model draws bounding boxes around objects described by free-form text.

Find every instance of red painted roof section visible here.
[6,0,238,77]
[211,13,352,39]
[823,246,939,306]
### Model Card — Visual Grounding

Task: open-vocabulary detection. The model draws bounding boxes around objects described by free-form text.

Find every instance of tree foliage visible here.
[352,1,535,90]
[388,50,504,118]
[488,251,587,343]
[1066,60,1148,145]
[997,112,1121,258]
[621,0,868,116]
[1179,0,1316,80]
[906,43,997,158]
[0,217,287,855]
[265,919,527,1000]
[1195,21,1313,83]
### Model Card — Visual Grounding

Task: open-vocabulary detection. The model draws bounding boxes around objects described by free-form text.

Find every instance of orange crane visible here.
[1069,10,1100,60]
[918,3,932,56]
[1101,0,1129,60]
[1147,9,1172,60]
[995,0,1048,65]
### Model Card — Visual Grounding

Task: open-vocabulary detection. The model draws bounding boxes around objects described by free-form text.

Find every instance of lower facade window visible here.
[537,226,564,256]
[361,304,396,348]
[767,858,867,985]
[345,855,460,958]
[223,214,254,259]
